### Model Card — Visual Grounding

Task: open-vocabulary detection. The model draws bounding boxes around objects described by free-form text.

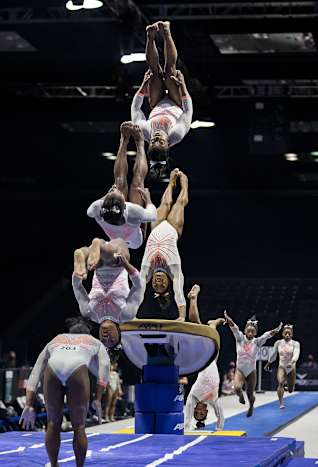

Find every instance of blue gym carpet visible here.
[0,431,297,466]
[0,392,317,466]
[205,392,318,436]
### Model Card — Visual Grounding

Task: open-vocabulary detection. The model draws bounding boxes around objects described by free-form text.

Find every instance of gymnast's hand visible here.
[273,322,283,334]
[19,406,36,430]
[223,310,234,327]
[140,69,153,94]
[137,187,151,204]
[170,70,186,87]
[114,253,136,275]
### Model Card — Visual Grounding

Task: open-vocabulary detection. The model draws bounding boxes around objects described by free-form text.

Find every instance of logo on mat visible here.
[173,423,184,431]
[174,395,184,402]
[138,323,162,330]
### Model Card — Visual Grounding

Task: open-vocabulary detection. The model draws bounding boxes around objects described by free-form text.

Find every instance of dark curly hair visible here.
[65,317,93,335]
[147,147,171,182]
[196,421,206,429]
[100,197,124,223]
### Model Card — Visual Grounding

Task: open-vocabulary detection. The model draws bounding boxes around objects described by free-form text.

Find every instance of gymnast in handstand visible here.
[87,122,156,249]
[139,168,188,321]
[184,284,225,431]
[131,21,193,179]
[73,237,144,349]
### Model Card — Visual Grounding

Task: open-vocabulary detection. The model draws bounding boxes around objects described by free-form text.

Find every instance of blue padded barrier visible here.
[143,365,179,384]
[155,412,184,435]
[135,382,184,413]
[135,412,155,434]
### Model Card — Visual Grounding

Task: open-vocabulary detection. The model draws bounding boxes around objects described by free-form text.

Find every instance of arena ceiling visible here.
[2,1,318,353]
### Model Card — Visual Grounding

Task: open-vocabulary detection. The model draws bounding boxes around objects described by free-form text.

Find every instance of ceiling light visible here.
[190,120,215,129]
[310,151,318,157]
[101,152,116,160]
[285,153,298,161]
[66,1,83,11]
[83,0,103,9]
[127,151,137,156]
[66,0,103,10]
[120,53,146,64]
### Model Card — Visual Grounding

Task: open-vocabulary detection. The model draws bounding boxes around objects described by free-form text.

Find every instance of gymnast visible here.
[264,324,300,409]
[87,122,156,249]
[139,168,188,321]
[224,311,282,417]
[19,317,109,467]
[184,284,225,431]
[131,20,193,179]
[73,237,144,349]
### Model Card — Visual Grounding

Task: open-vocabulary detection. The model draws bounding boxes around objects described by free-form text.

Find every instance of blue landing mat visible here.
[205,392,318,436]
[0,431,296,466]
[284,459,318,466]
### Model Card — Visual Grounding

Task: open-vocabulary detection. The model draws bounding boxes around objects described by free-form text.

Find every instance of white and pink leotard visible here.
[72,264,144,324]
[131,93,193,147]
[269,339,300,374]
[184,361,224,430]
[87,199,157,249]
[230,324,272,377]
[140,220,186,307]
[27,334,110,390]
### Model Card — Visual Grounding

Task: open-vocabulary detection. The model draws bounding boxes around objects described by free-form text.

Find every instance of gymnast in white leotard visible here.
[265,324,300,409]
[139,169,188,321]
[224,311,282,417]
[185,361,224,431]
[131,21,193,180]
[184,284,225,431]
[73,237,144,348]
[20,317,109,467]
[87,122,156,249]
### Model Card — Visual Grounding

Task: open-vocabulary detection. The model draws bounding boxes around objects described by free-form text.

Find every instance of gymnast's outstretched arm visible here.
[256,322,283,347]
[170,263,186,321]
[26,345,50,393]
[117,256,145,321]
[20,344,51,430]
[72,274,92,319]
[131,70,152,140]
[169,71,193,146]
[224,310,244,342]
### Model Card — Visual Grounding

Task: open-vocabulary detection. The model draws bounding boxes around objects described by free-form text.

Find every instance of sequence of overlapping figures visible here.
[20,21,299,466]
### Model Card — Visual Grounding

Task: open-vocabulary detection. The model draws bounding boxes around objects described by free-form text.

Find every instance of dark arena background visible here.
[1,1,318,466]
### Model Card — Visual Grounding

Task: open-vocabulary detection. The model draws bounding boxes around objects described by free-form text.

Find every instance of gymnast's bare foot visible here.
[208,318,226,328]
[157,21,171,35]
[169,168,180,188]
[120,121,134,140]
[88,238,101,271]
[131,124,144,144]
[146,23,159,39]
[176,316,185,322]
[187,284,200,300]
[74,249,87,280]
[179,171,188,188]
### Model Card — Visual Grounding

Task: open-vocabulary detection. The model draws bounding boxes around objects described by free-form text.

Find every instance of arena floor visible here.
[1,392,317,466]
